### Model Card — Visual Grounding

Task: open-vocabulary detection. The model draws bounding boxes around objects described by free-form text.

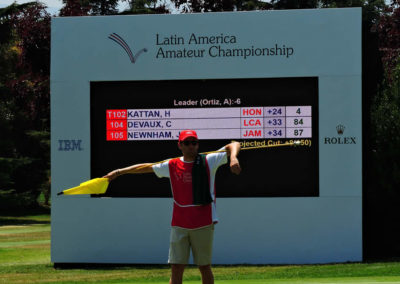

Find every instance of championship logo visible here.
[108,33,148,63]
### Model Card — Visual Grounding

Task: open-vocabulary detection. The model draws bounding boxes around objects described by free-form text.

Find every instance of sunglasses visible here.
[181,140,198,146]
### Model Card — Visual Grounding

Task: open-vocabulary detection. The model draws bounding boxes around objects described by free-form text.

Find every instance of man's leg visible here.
[199,265,214,284]
[170,264,186,284]
[190,225,215,284]
[169,227,190,284]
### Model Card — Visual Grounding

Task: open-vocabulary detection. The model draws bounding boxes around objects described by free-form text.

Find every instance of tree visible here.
[170,0,271,13]
[269,0,319,9]
[59,0,168,16]
[377,0,400,82]
[366,0,400,258]
[60,0,124,16]
[59,0,91,16]
[90,0,120,15]
[119,0,170,14]
[0,2,50,210]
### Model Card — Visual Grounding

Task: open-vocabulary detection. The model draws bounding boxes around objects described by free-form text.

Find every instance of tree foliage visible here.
[376,0,400,82]
[170,0,271,12]
[59,0,91,16]
[372,0,400,191]
[59,0,169,16]
[367,4,400,259]
[89,0,120,15]
[0,2,50,208]
[119,0,170,14]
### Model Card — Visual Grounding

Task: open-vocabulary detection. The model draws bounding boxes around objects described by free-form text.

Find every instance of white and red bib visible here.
[153,149,227,229]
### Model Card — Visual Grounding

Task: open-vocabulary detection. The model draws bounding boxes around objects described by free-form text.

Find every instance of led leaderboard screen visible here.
[91,77,319,197]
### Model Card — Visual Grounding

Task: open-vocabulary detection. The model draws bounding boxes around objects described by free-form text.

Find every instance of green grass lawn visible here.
[1,214,400,283]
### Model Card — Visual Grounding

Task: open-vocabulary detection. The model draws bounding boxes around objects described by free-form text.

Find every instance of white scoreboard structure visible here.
[51,8,362,264]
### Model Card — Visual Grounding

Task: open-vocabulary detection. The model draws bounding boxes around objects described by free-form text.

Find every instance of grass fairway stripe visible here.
[0,239,50,248]
[128,278,400,284]
[217,279,400,284]
[0,231,50,243]
[0,225,50,235]
[25,277,400,284]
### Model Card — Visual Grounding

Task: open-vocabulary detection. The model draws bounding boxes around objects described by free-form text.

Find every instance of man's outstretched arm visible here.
[103,163,154,181]
[224,141,241,175]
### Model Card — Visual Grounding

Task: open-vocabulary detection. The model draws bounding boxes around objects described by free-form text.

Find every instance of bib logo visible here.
[324,124,356,144]
[108,33,148,63]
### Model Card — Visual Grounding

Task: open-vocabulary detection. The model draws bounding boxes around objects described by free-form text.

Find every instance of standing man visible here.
[104,130,241,284]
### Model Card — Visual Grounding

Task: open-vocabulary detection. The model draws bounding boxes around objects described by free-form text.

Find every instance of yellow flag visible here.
[57,178,109,196]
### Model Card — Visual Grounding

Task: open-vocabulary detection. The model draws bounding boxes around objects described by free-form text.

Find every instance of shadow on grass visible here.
[0,217,50,226]
[53,263,171,270]
[53,259,400,270]
[0,206,50,226]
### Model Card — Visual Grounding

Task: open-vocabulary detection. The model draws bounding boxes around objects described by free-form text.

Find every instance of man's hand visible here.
[225,141,241,175]
[230,157,241,175]
[102,169,120,181]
